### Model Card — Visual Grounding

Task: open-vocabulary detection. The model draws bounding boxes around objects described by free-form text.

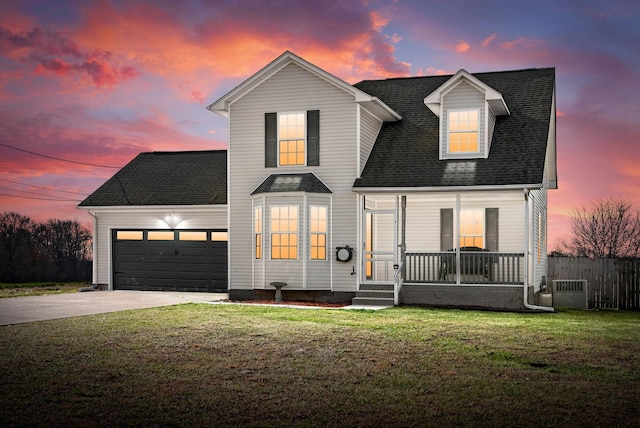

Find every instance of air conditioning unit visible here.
[552,279,588,309]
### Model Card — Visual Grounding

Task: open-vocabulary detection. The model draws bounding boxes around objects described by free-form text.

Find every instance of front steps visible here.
[351,283,395,307]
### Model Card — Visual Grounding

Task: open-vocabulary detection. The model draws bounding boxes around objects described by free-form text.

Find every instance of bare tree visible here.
[562,198,640,258]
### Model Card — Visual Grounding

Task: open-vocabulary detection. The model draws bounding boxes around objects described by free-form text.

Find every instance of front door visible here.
[363,209,397,283]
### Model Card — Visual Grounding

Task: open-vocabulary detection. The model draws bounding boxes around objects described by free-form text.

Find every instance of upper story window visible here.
[265,110,319,168]
[279,113,306,166]
[448,109,479,154]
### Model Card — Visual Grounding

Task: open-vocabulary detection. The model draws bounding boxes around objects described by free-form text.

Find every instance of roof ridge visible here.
[142,149,227,155]
[355,67,555,85]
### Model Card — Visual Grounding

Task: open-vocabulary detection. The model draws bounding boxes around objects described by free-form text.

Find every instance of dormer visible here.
[424,70,510,160]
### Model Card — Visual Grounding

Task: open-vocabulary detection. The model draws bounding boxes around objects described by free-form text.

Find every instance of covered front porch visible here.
[358,192,531,309]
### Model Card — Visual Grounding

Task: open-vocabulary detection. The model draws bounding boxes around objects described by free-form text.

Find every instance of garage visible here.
[113,229,227,292]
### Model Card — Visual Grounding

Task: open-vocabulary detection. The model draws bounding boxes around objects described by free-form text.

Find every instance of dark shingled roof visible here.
[78,151,227,207]
[353,68,555,188]
[251,173,332,195]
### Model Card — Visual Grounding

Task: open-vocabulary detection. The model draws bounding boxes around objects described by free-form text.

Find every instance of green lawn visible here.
[0,304,638,427]
[0,282,87,297]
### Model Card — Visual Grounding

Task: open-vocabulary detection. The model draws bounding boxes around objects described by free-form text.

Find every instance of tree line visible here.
[0,212,91,283]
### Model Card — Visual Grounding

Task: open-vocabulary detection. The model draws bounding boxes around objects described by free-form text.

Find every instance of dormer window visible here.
[424,69,510,160]
[448,109,479,154]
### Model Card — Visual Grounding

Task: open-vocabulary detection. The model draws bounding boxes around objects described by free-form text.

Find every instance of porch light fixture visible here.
[164,213,182,230]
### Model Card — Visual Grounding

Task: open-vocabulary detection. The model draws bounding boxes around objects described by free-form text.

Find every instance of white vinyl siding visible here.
[88,207,227,289]
[228,62,358,292]
[529,186,548,291]
[359,107,383,176]
[403,192,524,253]
[441,81,486,159]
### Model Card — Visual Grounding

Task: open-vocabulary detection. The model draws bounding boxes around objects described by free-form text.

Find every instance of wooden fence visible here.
[547,257,640,310]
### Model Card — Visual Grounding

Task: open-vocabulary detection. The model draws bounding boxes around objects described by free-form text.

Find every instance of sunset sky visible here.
[1,0,638,250]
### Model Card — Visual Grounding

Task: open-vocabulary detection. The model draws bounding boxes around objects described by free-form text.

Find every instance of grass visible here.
[0,304,638,427]
[0,281,88,297]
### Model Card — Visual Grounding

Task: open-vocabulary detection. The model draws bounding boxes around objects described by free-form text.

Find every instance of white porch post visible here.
[455,194,461,284]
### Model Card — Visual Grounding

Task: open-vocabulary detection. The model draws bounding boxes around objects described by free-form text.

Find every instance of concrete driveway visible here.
[0,290,228,325]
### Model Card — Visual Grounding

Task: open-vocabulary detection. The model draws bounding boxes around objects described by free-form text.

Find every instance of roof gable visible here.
[424,69,510,117]
[78,151,227,207]
[207,51,401,122]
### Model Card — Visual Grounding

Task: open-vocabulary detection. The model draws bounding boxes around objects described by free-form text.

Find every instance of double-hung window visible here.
[459,208,484,248]
[278,113,305,166]
[254,206,263,259]
[265,111,319,167]
[448,109,479,153]
[309,206,327,260]
[270,206,298,259]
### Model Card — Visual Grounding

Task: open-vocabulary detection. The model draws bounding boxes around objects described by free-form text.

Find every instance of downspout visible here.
[80,210,100,292]
[523,190,554,312]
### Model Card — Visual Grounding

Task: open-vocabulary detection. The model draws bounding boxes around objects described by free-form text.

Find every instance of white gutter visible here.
[353,183,545,194]
[523,190,554,312]
[77,204,227,214]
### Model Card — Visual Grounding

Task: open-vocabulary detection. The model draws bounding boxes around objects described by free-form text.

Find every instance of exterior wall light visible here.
[164,213,182,230]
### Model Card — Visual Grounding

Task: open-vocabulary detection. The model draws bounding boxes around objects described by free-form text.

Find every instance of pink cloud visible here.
[481,33,497,47]
[499,37,529,50]
[455,41,470,53]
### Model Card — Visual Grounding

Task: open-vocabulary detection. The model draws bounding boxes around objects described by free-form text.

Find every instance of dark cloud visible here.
[0,26,139,86]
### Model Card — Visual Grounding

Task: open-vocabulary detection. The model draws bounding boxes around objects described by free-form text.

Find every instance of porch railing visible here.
[365,251,395,283]
[404,251,524,285]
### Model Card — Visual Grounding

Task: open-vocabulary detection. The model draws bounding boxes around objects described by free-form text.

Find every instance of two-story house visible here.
[79,51,557,310]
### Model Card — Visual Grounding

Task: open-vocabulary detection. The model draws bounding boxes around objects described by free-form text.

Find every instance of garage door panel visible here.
[115,259,145,269]
[145,278,177,290]
[145,260,175,271]
[178,264,209,274]
[113,229,227,292]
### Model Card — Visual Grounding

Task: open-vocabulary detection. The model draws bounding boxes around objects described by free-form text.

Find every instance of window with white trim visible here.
[448,109,479,153]
[254,206,263,259]
[459,209,484,248]
[270,206,298,259]
[309,205,327,260]
[278,112,305,166]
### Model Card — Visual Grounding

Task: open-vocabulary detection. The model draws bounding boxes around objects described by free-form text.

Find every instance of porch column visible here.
[400,195,406,274]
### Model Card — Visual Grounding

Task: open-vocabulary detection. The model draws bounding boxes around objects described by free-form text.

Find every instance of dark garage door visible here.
[113,229,227,292]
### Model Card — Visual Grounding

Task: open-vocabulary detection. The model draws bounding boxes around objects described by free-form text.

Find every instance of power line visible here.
[0,143,122,169]
[0,178,88,196]
[0,192,82,202]
[0,185,83,200]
